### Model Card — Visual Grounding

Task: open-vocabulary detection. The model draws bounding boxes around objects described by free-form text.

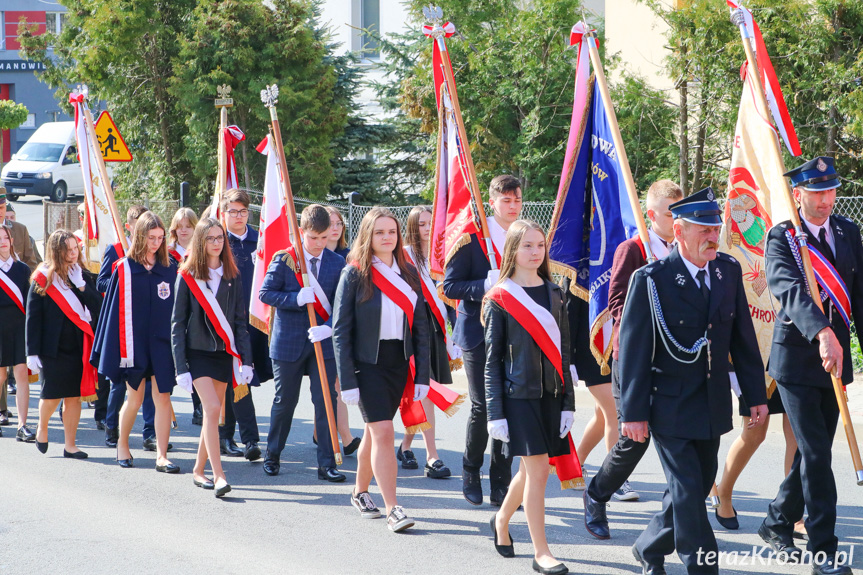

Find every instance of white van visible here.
[0,121,110,203]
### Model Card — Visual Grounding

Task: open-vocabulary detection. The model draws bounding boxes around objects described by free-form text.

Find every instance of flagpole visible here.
[214,85,233,211]
[261,85,342,466]
[583,34,653,262]
[77,87,126,252]
[731,8,863,485]
[425,7,497,270]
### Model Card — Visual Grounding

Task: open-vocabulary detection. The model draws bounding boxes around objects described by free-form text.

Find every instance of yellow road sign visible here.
[94,111,132,162]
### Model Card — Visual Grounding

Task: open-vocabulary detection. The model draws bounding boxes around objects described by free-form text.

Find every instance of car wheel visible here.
[50,181,68,203]
[7,193,19,201]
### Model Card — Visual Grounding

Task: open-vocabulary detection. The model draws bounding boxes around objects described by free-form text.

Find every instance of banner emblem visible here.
[157,281,170,300]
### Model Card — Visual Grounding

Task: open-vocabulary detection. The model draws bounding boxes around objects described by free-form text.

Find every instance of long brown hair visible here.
[169,207,199,247]
[32,229,77,293]
[496,219,551,284]
[404,205,432,274]
[0,226,17,261]
[128,211,169,268]
[326,205,347,251]
[348,207,419,303]
[179,218,238,280]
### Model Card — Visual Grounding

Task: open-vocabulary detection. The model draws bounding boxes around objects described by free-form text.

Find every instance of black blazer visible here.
[483,279,575,422]
[443,234,492,351]
[171,271,253,375]
[332,263,430,392]
[766,215,863,387]
[619,248,766,440]
[26,271,101,358]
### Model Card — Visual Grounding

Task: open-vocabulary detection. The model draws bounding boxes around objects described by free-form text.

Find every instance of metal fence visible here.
[42,196,179,245]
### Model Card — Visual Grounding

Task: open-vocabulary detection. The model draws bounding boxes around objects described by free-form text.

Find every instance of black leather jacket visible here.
[483,280,575,422]
[171,272,253,375]
[332,264,430,392]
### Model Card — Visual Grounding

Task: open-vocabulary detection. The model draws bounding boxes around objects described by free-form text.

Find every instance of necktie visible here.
[696,269,710,301]
[310,257,319,279]
[818,227,835,264]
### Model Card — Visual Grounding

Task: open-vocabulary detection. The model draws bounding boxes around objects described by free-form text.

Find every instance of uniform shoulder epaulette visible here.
[273,249,298,272]
[836,214,855,224]
[715,252,737,264]
[640,259,664,275]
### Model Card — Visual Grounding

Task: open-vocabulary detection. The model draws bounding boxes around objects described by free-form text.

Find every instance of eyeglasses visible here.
[330,221,344,228]
[226,209,249,218]
[206,235,225,245]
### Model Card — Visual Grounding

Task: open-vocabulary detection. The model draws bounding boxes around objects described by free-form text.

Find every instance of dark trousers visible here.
[765,381,841,555]
[267,351,338,468]
[220,383,260,444]
[588,359,651,502]
[105,378,155,439]
[462,342,512,489]
[636,432,720,575]
[93,373,109,422]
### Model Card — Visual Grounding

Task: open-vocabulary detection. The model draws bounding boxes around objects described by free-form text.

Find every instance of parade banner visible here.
[248,135,291,334]
[718,62,796,396]
[210,124,245,218]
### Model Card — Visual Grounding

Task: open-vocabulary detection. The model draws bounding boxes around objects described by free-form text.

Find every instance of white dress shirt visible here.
[229,227,248,242]
[207,265,224,294]
[304,247,322,278]
[0,255,13,273]
[680,253,711,290]
[373,256,405,341]
[802,216,835,254]
[647,228,673,260]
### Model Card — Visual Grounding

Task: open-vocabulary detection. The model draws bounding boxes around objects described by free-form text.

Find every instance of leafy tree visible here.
[0,100,29,171]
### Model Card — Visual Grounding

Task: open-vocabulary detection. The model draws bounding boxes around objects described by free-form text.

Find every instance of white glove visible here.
[484,269,501,291]
[487,419,510,443]
[26,355,42,374]
[240,365,254,384]
[340,387,360,406]
[560,410,575,438]
[176,372,193,394]
[297,287,316,306]
[451,344,463,360]
[68,263,86,288]
[308,325,332,343]
[569,364,579,386]
[413,384,430,402]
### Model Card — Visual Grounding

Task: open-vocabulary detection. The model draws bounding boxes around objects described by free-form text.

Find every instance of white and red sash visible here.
[371,259,417,330]
[180,271,243,388]
[287,246,331,322]
[786,228,851,329]
[0,266,24,314]
[486,278,563,380]
[168,245,186,263]
[33,265,97,398]
[403,246,457,360]
[116,258,134,368]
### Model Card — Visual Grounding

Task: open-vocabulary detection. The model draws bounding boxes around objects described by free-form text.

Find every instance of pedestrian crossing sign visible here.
[94,111,133,162]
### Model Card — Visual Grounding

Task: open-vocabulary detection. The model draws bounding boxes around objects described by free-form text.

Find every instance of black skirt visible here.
[738,384,785,417]
[428,310,453,384]
[0,308,26,367]
[41,322,85,400]
[357,340,409,423]
[503,393,570,459]
[127,363,175,394]
[187,349,233,383]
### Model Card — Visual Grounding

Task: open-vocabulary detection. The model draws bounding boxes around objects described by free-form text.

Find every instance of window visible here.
[361,0,380,59]
[45,12,66,35]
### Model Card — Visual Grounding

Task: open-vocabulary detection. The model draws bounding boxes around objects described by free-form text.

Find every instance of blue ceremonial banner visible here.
[549,78,638,373]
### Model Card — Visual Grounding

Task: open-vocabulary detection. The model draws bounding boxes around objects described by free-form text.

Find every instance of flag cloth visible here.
[210,125,246,218]
[69,93,124,266]
[425,23,480,280]
[249,135,292,334]
[548,37,639,375]
[719,68,793,397]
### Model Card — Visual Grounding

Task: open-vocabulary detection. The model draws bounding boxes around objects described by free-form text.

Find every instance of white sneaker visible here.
[387,505,415,532]
[351,490,382,519]
[612,480,640,502]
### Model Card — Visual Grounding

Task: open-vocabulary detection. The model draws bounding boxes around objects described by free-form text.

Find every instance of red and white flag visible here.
[210,125,246,218]
[425,23,480,280]
[249,135,292,334]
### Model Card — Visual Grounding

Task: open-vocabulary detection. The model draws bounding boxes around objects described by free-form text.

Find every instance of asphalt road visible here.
[6,195,47,245]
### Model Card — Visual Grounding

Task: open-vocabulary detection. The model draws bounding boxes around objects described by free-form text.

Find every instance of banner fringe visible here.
[448,357,464,372]
[29,373,39,384]
[437,282,459,309]
[249,314,270,335]
[234,383,250,403]
[80,393,98,403]
[589,309,613,376]
[442,393,466,418]
[405,422,432,434]
[550,261,588,301]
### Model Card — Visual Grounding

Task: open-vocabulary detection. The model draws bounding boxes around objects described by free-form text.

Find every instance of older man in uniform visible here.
[759,157,861,575]
[0,189,39,271]
[619,187,768,575]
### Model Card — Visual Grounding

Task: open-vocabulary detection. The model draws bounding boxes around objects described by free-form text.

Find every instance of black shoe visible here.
[490,513,515,558]
[16,425,36,443]
[343,437,361,456]
[193,476,215,489]
[715,507,739,530]
[463,469,483,506]
[263,459,280,476]
[244,442,262,461]
[632,544,667,575]
[489,486,508,507]
[758,520,802,562]
[63,449,88,459]
[142,436,174,452]
[191,406,203,426]
[397,447,418,469]
[583,490,611,539]
[95,419,106,431]
[117,456,134,468]
[312,434,318,446]
[220,438,244,456]
[36,440,48,454]
[531,559,568,575]
[214,479,232,498]
[318,466,347,482]
[425,459,452,479]
[812,555,852,575]
[105,427,119,448]
[8,383,16,395]
[0,411,9,425]
[156,462,180,474]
